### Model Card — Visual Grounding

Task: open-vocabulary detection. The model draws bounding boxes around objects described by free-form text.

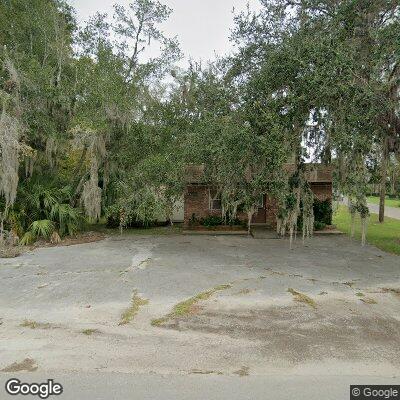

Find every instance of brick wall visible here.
[265,195,279,227]
[183,182,333,226]
[184,185,220,224]
[311,183,332,201]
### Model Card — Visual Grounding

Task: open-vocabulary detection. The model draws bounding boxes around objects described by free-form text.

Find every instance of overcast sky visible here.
[69,0,261,66]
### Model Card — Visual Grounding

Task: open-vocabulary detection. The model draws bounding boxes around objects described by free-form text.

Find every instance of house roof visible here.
[185,164,206,183]
[185,164,333,184]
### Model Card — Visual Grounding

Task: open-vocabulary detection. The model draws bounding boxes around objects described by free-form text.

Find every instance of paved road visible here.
[367,202,400,220]
[341,197,400,220]
[0,373,398,400]
[1,234,399,399]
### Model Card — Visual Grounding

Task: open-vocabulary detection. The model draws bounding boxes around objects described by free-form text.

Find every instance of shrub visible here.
[313,199,332,225]
[105,203,158,229]
[201,216,223,227]
[297,198,332,232]
[314,221,326,231]
[20,220,55,245]
[189,213,198,226]
[50,203,82,236]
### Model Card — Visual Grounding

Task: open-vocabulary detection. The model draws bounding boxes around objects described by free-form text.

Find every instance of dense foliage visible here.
[0,0,399,249]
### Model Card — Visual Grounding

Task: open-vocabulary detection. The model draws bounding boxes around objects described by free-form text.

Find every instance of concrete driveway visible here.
[0,233,399,398]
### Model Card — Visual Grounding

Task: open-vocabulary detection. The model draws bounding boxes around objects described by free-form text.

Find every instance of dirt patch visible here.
[151,284,232,327]
[2,358,38,372]
[0,245,23,258]
[288,288,317,309]
[32,231,106,248]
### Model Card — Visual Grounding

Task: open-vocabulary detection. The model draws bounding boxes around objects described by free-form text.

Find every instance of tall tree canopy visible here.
[0,0,399,248]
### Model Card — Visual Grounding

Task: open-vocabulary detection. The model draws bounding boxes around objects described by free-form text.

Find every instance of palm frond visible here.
[50,203,82,236]
[20,231,35,246]
[29,220,55,239]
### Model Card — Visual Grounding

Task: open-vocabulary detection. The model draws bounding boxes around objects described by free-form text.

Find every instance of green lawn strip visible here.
[367,196,400,208]
[334,205,400,255]
[151,284,232,326]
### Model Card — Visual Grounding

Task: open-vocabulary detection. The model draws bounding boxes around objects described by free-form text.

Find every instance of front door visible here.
[251,194,266,223]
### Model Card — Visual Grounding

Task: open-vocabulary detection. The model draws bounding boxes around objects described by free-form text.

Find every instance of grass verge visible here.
[151,284,232,326]
[334,205,400,255]
[367,196,400,208]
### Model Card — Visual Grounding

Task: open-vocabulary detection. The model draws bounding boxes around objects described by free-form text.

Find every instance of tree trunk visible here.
[350,211,355,238]
[70,172,89,207]
[361,217,367,247]
[379,136,389,223]
[247,211,254,235]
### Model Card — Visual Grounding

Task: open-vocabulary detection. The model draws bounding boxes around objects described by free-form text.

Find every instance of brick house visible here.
[183,164,333,227]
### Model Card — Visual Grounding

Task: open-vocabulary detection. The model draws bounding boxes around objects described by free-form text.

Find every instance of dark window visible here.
[257,195,265,209]
[209,189,222,210]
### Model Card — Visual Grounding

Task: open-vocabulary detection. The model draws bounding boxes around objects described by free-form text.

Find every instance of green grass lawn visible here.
[334,205,400,255]
[367,196,400,208]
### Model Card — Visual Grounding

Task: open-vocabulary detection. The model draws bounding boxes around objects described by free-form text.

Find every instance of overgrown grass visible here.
[20,320,51,329]
[151,284,232,326]
[367,196,400,208]
[334,205,400,255]
[119,291,149,325]
[81,328,99,336]
[287,288,317,309]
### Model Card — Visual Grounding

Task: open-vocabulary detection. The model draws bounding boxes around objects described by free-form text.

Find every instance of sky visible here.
[69,0,262,66]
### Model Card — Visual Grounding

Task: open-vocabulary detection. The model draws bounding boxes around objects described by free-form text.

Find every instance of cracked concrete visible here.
[0,234,399,379]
